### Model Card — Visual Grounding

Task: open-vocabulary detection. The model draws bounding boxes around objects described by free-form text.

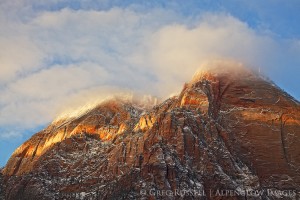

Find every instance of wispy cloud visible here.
[0,1,299,140]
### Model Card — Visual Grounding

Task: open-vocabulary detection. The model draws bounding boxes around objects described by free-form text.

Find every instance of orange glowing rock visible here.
[2,63,300,199]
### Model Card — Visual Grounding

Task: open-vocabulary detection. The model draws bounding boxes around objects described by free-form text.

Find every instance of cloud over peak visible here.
[0,3,299,140]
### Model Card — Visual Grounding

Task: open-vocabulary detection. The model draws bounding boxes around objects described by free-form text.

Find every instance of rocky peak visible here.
[2,64,300,199]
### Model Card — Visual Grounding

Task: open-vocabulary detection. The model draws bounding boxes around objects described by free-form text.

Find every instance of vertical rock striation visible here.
[2,64,300,199]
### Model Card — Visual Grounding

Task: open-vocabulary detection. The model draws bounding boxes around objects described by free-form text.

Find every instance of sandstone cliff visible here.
[2,64,300,200]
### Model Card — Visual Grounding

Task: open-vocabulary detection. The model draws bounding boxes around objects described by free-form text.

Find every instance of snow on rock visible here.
[2,65,300,199]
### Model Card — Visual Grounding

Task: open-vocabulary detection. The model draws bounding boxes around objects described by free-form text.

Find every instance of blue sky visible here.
[0,0,300,167]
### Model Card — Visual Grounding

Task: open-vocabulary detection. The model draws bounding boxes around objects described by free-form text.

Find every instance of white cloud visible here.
[0,5,299,139]
[0,62,108,127]
[8,63,107,99]
[138,13,278,95]
[0,35,44,84]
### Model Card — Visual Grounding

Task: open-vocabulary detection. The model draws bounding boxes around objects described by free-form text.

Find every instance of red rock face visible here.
[2,66,300,200]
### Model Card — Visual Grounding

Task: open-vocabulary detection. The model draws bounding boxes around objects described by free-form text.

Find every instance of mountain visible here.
[1,64,300,200]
